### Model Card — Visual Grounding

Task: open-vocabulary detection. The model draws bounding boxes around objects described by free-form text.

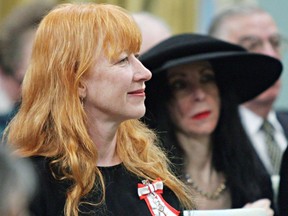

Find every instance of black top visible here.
[29,156,182,216]
[277,111,288,216]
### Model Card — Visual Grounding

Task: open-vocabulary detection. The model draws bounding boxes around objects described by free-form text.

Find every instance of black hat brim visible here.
[140,33,282,104]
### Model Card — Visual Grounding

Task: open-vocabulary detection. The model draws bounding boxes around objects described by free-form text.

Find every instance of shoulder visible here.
[29,156,49,167]
[276,110,288,123]
[281,147,288,167]
[28,156,67,216]
[279,147,288,216]
[29,156,70,190]
[276,110,288,137]
[29,156,53,180]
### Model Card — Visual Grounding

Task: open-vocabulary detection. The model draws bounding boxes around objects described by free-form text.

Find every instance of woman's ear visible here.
[78,80,87,99]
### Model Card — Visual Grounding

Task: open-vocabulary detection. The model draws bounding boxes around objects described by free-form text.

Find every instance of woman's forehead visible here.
[167,61,213,75]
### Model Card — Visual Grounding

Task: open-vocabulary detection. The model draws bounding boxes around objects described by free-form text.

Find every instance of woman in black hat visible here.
[140,33,282,215]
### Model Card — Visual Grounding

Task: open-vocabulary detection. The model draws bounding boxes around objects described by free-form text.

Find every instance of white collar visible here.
[239,106,283,134]
[239,106,262,134]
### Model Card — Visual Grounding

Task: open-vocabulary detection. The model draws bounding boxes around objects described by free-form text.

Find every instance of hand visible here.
[243,199,274,216]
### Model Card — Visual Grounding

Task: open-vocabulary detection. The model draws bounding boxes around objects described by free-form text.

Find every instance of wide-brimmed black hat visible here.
[140,33,282,104]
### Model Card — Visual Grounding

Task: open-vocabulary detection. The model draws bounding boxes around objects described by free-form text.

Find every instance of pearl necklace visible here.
[185,174,226,200]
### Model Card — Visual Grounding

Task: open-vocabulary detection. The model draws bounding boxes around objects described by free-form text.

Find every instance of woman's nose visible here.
[134,58,152,81]
[190,85,206,101]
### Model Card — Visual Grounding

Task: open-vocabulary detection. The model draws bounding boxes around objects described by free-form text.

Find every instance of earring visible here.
[80,97,84,107]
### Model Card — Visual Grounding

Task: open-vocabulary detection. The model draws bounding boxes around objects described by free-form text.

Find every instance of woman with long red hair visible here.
[5,3,195,216]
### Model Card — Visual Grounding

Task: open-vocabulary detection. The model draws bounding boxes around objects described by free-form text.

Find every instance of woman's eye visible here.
[201,74,216,83]
[169,80,188,91]
[118,57,129,64]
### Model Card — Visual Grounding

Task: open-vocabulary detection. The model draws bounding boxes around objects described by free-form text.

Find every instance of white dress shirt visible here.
[239,106,287,175]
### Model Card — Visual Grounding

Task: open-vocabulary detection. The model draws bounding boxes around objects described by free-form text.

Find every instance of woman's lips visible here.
[192,111,211,120]
[128,89,145,96]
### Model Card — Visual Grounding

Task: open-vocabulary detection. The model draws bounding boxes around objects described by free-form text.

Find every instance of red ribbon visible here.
[138,178,180,216]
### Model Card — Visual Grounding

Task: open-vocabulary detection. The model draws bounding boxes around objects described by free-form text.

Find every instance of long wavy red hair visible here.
[6,3,195,215]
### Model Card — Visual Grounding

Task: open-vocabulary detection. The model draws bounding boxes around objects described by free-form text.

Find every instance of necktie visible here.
[261,119,282,174]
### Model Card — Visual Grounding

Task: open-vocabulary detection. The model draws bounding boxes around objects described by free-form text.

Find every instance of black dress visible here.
[29,156,182,216]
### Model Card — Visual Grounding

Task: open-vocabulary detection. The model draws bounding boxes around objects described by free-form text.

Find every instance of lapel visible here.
[276,110,288,139]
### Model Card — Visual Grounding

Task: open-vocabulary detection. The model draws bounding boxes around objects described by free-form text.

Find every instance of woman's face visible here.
[167,61,220,137]
[80,51,152,123]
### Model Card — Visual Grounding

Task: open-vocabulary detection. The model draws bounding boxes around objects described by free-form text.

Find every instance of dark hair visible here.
[213,82,270,205]
[143,61,272,207]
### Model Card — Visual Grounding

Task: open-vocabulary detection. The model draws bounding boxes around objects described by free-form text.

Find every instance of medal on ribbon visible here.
[138,178,180,216]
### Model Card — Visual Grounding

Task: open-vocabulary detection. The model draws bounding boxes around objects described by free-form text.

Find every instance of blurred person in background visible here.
[0,145,36,216]
[208,4,288,176]
[132,11,172,54]
[208,6,288,215]
[0,0,55,135]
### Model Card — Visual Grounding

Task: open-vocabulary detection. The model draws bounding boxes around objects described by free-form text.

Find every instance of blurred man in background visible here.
[0,1,55,135]
[208,4,288,176]
[208,5,288,215]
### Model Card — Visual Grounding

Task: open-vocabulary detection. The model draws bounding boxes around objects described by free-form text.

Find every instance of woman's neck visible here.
[176,132,212,172]
[176,132,230,209]
[87,116,121,167]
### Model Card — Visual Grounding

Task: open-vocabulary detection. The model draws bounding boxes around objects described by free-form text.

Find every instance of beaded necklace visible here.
[185,174,226,200]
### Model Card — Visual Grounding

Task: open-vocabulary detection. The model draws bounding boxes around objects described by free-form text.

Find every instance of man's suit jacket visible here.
[277,110,288,216]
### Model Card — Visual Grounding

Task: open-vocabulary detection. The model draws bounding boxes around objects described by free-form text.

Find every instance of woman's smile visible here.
[128,88,146,96]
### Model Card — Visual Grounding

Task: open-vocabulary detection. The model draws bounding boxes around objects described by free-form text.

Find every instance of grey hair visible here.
[208,5,266,37]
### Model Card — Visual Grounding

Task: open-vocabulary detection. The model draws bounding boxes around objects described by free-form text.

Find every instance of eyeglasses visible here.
[238,34,288,54]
